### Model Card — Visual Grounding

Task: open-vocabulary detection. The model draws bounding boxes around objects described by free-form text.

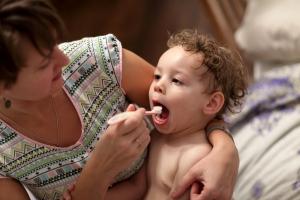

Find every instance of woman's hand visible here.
[61,184,75,200]
[95,104,150,177]
[72,104,151,200]
[170,130,239,200]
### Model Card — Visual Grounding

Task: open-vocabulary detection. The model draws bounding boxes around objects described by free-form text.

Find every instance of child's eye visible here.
[172,78,183,85]
[154,74,161,80]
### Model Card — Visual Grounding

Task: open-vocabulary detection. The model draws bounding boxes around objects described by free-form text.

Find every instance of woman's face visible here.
[2,37,69,101]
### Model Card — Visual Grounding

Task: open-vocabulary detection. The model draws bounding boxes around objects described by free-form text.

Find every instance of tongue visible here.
[154,114,168,125]
[153,106,169,125]
[160,111,169,119]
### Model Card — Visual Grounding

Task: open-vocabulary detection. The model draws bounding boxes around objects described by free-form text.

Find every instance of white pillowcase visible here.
[235,0,300,63]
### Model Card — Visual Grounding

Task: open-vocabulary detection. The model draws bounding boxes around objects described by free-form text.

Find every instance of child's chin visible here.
[155,126,171,134]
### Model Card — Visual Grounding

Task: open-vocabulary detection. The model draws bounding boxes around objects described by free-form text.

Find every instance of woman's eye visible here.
[38,58,51,70]
[172,78,183,85]
[39,64,49,70]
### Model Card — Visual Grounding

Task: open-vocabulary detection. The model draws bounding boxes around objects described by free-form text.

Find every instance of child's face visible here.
[149,46,212,135]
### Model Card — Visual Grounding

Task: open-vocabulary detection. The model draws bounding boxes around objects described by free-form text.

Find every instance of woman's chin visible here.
[51,80,64,94]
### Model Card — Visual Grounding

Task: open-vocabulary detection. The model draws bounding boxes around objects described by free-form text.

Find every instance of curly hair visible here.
[167,29,248,116]
[0,0,64,88]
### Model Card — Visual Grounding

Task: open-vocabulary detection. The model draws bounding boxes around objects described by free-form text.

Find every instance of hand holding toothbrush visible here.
[108,106,162,125]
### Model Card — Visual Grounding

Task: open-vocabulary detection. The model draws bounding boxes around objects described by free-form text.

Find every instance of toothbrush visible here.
[107,106,162,125]
[145,106,162,115]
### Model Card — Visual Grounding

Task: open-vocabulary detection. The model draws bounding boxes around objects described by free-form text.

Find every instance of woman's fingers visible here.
[133,128,151,149]
[93,104,150,177]
[61,191,71,200]
[107,104,139,125]
[127,120,149,140]
[111,108,146,136]
[126,104,136,111]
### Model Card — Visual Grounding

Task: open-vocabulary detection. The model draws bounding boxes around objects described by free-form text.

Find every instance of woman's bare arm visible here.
[121,49,155,109]
[71,107,150,200]
[0,179,30,200]
[105,163,147,200]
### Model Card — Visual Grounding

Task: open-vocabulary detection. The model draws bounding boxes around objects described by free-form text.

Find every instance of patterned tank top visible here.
[0,34,146,200]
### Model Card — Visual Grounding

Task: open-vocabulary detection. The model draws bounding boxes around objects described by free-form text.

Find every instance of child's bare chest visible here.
[148,131,210,193]
[148,139,185,191]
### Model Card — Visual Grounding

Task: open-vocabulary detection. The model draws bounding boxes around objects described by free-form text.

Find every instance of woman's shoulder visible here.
[59,34,121,61]
[60,34,123,96]
[59,34,122,74]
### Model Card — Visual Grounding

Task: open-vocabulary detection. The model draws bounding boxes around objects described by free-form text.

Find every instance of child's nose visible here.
[154,82,165,94]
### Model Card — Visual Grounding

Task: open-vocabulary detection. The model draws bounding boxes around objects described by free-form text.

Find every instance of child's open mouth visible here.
[152,101,169,125]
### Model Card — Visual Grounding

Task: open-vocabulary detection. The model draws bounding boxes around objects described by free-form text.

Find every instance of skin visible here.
[0,37,152,200]
[171,130,239,200]
[61,48,238,200]
[0,37,239,200]
[149,46,220,136]
[146,46,216,200]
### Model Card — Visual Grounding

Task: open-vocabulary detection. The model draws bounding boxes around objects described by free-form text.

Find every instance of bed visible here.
[202,0,300,199]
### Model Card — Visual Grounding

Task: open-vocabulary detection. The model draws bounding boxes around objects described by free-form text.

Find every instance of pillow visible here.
[235,0,300,63]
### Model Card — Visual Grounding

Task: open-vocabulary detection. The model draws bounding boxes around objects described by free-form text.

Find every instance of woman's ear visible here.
[203,91,224,115]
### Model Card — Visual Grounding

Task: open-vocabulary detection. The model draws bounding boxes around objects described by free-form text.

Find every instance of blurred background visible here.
[50,0,249,70]
[51,1,300,199]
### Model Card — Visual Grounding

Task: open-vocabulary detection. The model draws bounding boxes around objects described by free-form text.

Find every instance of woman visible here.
[0,0,238,199]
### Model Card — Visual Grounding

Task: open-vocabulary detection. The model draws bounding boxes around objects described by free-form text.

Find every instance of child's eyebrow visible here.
[155,65,162,69]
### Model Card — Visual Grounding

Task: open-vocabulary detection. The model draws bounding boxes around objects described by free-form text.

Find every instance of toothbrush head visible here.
[152,106,162,114]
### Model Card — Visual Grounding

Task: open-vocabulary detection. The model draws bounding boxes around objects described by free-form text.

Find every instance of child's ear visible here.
[203,91,224,115]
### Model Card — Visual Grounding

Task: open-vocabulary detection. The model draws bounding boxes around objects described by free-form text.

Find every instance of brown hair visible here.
[0,0,64,88]
[167,29,248,116]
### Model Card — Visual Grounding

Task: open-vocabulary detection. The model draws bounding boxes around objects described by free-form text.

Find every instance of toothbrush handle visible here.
[145,111,156,115]
[108,111,156,125]
[107,112,130,125]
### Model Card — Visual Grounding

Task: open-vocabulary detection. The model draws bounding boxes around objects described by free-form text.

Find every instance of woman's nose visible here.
[58,50,70,67]
[54,46,70,69]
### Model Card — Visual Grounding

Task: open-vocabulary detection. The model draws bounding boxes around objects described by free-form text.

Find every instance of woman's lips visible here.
[52,71,62,81]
